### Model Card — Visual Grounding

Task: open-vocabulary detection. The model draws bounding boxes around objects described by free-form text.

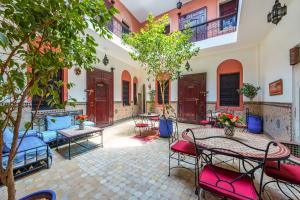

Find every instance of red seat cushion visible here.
[150,117,160,121]
[135,123,149,128]
[171,140,197,156]
[199,165,258,200]
[200,120,211,125]
[265,161,300,185]
[235,124,247,128]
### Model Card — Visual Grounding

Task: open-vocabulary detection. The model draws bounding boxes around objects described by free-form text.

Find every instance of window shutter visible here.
[220,73,240,107]
[122,80,130,106]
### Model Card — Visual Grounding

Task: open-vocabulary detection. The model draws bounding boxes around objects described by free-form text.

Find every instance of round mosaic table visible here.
[138,113,160,118]
[182,128,290,161]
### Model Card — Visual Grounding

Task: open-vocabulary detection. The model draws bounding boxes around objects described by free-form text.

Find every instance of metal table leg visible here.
[68,138,71,160]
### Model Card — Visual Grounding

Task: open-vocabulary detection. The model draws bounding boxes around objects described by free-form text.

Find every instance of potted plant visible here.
[0,1,116,199]
[123,14,199,137]
[237,83,262,133]
[19,190,56,200]
[76,115,88,130]
[217,113,243,137]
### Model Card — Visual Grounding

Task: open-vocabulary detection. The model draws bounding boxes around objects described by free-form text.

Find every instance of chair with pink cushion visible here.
[132,114,149,136]
[199,110,213,127]
[263,142,300,199]
[185,128,276,200]
[150,115,160,129]
[168,115,200,192]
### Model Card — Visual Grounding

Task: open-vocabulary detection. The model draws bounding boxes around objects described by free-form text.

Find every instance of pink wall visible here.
[113,0,142,32]
[141,0,218,32]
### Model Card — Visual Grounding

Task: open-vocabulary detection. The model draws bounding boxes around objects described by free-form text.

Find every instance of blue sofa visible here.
[2,128,51,177]
[35,111,95,146]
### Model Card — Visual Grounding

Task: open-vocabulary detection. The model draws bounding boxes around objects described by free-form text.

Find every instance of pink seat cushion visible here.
[265,161,300,185]
[199,165,258,200]
[135,123,149,128]
[171,140,197,156]
[150,117,160,121]
[200,120,211,125]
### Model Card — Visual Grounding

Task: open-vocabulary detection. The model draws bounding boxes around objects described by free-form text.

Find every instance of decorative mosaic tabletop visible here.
[182,128,290,161]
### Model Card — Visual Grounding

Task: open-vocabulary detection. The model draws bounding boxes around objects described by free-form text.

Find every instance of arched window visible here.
[121,70,131,106]
[156,80,171,105]
[217,59,243,110]
[133,77,138,105]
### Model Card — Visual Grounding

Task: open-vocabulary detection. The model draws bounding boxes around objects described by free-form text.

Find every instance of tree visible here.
[122,14,199,116]
[237,83,261,113]
[0,0,117,199]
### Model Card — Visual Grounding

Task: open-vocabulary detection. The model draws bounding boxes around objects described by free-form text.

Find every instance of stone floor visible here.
[0,120,298,200]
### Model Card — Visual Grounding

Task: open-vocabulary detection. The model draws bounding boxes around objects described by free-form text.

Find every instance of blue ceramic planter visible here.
[19,190,56,200]
[247,115,263,134]
[159,118,173,138]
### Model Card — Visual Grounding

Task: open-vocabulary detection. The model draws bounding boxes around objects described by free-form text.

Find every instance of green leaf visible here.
[0,32,8,47]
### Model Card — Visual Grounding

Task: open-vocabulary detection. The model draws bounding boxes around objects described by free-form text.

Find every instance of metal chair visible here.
[263,142,300,199]
[132,114,149,136]
[185,128,277,200]
[168,114,200,192]
[235,108,249,132]
[199,110,213,127]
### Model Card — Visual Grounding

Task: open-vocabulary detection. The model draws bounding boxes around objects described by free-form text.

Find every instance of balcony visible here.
[183,12,238,43]
[107,17,131,38]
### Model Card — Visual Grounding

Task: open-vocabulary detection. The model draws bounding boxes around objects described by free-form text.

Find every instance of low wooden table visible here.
[56,126,104,160]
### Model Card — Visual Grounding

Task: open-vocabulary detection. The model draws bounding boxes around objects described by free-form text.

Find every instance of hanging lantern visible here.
[267,0,287,25]
[177,1,182,9]
[185,61,191,71]
[102,54,109,66]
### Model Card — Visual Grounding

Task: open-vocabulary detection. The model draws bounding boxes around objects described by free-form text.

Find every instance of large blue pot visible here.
[19,190,56,200]
[159,118,173,138]
[247,115,263,134]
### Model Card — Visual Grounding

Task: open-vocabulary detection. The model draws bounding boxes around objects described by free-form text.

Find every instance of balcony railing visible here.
[106,12,237,43]
[107,17,130,38]
[183,12,238,43]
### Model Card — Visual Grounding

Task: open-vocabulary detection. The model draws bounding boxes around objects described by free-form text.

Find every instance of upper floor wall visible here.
[106,0,240,48]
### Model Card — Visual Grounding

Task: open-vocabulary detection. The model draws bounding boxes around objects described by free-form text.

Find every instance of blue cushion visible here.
[75,120,95,126]
[18,129,37,138]
[46,116,72,131]
[41,130,59,143]
[3,128,13,153]
[2,136,51,169]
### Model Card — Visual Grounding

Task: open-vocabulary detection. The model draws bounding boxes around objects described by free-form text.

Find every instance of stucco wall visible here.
[259,0,300,103]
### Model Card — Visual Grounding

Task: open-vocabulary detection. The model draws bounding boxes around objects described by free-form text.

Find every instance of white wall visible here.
[68,49,143,102]
[169,45,260,102]
[259,0,300,103]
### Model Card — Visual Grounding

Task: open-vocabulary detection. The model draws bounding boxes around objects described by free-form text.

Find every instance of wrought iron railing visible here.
[107,17,131,38]
[107,12,237,43]
[183,12,238,42]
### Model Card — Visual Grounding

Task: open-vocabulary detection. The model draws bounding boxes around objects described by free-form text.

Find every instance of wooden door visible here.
[220,0,238,16]
[179,7,207,41]
[178,73,207,124]
[87,68,113,126]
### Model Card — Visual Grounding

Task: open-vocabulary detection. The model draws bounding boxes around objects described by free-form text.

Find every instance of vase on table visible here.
[224,126,235,137]
[79,121,85,130]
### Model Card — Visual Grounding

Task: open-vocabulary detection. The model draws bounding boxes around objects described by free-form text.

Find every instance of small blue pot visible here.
[247,115,263,134]
[159,118,173,138]
[19,190,56,200]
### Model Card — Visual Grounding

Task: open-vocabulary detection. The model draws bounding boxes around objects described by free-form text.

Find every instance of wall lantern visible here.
[102,54,109,66]
[267,0,287,25]
[177,0,182,9]
[185,61,191,71]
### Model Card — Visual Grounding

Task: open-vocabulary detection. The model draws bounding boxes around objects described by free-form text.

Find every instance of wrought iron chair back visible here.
[185,128,278,199]
[168,114,179,144]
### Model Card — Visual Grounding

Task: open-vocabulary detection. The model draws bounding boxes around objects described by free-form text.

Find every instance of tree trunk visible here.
[159,81,166,116]
[7,167,16,200]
